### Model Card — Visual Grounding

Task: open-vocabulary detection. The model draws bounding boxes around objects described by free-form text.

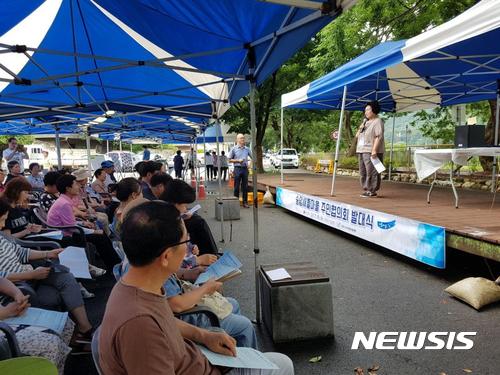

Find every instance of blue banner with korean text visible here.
[276,187,445,268]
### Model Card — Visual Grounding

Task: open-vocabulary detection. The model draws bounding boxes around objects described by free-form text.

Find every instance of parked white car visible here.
[271,148,299,168]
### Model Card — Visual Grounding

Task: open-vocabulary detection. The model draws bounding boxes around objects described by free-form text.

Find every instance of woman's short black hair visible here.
[137,161,162,178]
[7,160,19,171]
[28,162,40,171]
[366,101,381,115]
[44,171,61,186]
[121,201,184,267]
[151,173,172,188]
[94,168,105,178]
[159,179,195,204]
[0,198,11,217]
[134,161,145,175]
[56,174,76,194]
[116,177,141,202]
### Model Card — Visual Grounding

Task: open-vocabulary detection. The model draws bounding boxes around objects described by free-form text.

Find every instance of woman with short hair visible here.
[0,198,94,345]
[355,101,385,198]
[2,177,42,239]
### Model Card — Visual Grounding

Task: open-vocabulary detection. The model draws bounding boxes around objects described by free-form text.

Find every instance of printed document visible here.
[265,268,292,281]
[195,251,242,285]
[2,307,68,334]
[59,246,91,279]
[371,156,386,173]
[27,230,63,240]
[198,346,279,370]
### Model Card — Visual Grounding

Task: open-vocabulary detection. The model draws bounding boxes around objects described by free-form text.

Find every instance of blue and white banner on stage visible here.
[276,187,446,268]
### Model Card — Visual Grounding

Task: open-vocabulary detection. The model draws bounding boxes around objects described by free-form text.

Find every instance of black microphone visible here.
[360,117,368,132]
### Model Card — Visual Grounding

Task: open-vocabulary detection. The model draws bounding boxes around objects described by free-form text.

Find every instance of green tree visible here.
[0,135,34,146]
[409,107,455,143]
[466,100,498,171]
[223,0,478,171]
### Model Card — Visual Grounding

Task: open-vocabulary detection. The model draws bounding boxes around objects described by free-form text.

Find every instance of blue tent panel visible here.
[0,0,343,124]
[283,0,500,112]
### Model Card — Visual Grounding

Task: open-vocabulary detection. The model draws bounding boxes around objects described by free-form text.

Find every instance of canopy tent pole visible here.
[203,130,207,182]
[249,69,261,324]
[330,85,347,196]
[119,140,122,152]
[85,131,92,173]
[280,105,284,184]
[215,122,225,243]
[492,81,500,192]
[195,136,199,195]
[129,143,133,152]
[106,140,109,153]
[388,114,396,181]
[55,127,62,170]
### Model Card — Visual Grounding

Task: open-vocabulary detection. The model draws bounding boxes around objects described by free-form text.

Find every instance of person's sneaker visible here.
[89,264,106,278]
[242,203,250,208]
[368,192,378,197]
[80,285,95,299]
[360,192,370,198]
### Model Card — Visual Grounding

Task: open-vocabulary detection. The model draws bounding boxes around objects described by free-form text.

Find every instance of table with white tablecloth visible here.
[413,147,500,208]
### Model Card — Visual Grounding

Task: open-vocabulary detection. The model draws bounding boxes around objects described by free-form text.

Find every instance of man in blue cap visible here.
[101,160,116,190]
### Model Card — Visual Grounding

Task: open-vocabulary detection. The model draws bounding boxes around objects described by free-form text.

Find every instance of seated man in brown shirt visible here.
[99,201,294,375]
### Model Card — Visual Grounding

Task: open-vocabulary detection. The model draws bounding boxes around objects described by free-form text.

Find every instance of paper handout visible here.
[198,346,279,370]
[187,204,201,216]
[370,156,386,173]
[2,307,68,334]
[195,251,242,285]
[265,268,292,281]
[26,230,63,240]
[58,246,91,279]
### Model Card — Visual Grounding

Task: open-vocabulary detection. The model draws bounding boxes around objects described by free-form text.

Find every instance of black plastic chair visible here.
[32,207,86,238]
[91,327,103,375]
[0,322,21,361]
[14,238,61,251]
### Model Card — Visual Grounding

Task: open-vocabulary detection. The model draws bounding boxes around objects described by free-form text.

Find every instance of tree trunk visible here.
[479,99,497,172]
[343,111,354,144]
[255,145,264,173]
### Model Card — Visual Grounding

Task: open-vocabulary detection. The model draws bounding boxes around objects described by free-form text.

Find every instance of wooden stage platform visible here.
[255,173,500,262]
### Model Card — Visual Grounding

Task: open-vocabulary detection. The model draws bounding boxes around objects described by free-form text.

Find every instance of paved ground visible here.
[66,180,499,375]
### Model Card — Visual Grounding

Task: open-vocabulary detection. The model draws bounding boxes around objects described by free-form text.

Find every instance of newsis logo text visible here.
[351,332,476,350]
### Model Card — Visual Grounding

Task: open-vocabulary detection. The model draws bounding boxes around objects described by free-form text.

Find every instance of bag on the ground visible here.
[445,277,500,310]
[181,280,233,320]
[263,186,275,205]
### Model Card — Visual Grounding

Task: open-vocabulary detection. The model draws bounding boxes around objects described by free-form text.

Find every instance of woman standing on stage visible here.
[355,101,385,198]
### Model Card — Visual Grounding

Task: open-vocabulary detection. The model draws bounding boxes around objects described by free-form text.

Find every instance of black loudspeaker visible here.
[454,125,486,148]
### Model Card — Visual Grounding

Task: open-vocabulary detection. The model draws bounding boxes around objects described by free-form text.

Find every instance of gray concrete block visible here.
[215,197,240,221]
[260,271,334,342]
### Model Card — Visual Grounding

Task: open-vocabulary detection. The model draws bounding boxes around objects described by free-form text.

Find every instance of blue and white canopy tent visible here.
[1,0,357,321]
[281,0,500,194]
[0,0,353,121]
[0,113,204,171]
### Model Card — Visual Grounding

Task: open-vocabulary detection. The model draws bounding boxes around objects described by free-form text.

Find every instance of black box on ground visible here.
[454,125,486,148]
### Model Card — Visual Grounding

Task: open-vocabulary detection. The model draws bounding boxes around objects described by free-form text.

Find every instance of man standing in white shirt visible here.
[2,138,29,173]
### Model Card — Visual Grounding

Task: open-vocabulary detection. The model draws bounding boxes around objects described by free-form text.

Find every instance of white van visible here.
[272,148,299,168]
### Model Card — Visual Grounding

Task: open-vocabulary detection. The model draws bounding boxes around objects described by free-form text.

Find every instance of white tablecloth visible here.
[414,147,500,181]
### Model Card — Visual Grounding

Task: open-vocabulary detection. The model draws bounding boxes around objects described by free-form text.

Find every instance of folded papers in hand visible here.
[195,251,242,285]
